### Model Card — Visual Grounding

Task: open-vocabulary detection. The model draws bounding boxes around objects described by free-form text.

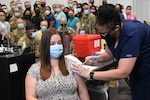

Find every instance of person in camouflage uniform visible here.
[17,22,40,57]
[81,3,96,34]
[40,0,46,19]
[24,1,35,17]
[9,7,22,31]
[8,1,16,16]
[9,18,26,46]
[36,20,48,41]
[16,1,24,18]
[57,18,75,55]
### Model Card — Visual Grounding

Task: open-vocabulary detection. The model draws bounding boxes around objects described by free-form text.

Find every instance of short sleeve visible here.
[60,13,67,19]
[27,62,41,80]
[120,33,141,58]
[75,17,80,23]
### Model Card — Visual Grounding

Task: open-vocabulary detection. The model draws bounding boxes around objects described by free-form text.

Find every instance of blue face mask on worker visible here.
[55,8,61,13]
[50,44,63,58]
[80,30,85,34]
[14,12,21,17]
[31,32,37,38]
[41,26,47,32]
[84,10,89,15]
[18,23,24,29]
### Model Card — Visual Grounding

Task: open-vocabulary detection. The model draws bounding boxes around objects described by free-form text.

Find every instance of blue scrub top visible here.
[67,17,80,31]
[106,20,150,78]
[54,12,67,29]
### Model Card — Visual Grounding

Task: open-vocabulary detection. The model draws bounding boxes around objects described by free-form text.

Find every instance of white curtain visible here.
[133,0,150,22]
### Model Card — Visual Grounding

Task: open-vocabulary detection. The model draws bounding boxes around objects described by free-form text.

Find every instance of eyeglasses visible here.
[96,26,116,37]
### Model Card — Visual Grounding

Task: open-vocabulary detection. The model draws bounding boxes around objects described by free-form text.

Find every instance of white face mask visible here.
[3,9,8,13]
[0,16,6,22]
[77,8,81,13]
[73,5,77,9]
[45,10,50,15]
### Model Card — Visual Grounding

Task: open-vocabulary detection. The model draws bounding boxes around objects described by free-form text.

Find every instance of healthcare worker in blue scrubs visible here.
[73,4,150,100]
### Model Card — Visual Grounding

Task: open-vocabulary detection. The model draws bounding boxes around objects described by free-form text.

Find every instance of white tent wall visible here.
[0,0,150,22]
[133,0,150,23]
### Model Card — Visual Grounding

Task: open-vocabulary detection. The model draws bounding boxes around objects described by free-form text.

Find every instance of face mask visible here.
[80,30,85,34]
[3,9,8,13]
[55,8,61,13]
[68,4,73,8]
[31,32,37,38]
[24,15,31,20]
[14,12,21,17]
[68,15,74,19]
[77,8,81,13]
[26,7,31,10]
[0,17,6,22]
[18,23,24,29]
[61,7,64,10]
[45,10,50,15]
[61,24,67,27]
[84,10,89,15]
[73,5,77,9]
[11,6,16,9]
[41,4,45,7]
[50,44,63,59]
[91,9,96,13]
[64,12,68,16]
[116,9,120,12]
[101,33,113,41]
[17,4,22,9]
[41,26,47,32]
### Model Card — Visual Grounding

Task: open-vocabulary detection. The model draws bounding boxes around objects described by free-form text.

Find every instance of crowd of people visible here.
[0,0,137,56]
[1,0,145,100]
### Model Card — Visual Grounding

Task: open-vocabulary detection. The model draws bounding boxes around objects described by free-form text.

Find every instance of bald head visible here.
[60,18,67,24]
[13,7,20,13]
[40,0,46,5]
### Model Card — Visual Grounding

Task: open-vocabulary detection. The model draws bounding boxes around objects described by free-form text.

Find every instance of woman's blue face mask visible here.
[50,44,63,59]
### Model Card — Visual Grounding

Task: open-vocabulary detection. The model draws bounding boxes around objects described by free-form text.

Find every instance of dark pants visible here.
[130,73,150,100]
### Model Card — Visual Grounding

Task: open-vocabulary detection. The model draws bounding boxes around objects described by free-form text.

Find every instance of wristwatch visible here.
[89,71,94,80]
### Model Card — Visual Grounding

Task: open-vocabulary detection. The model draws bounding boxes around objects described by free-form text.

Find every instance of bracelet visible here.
[89,71,94,80]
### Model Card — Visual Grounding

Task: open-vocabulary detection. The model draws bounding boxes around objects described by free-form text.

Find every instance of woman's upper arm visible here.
[49,21,55,27]
[74,74,90,100]
[25,74,38,100]
[75,22,81,34]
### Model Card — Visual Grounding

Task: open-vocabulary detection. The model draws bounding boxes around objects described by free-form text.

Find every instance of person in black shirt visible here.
[31,7,43,30]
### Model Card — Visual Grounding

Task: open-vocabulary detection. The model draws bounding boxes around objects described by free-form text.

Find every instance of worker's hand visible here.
[84,56,99,66]
[72,63,90,79]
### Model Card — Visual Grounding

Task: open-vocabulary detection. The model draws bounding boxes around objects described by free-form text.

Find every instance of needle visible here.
[82,59,89,65]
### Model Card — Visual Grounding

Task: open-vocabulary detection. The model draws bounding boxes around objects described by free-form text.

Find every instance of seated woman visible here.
[44,6,55,28]
[25,28,90,100]
[67,9,81,34]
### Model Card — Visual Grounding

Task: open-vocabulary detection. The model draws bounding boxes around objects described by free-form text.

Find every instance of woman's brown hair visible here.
[40,28,69,80]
